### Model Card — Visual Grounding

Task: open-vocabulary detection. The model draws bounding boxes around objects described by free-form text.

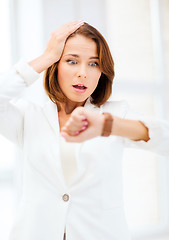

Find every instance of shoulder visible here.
[14,98,51,116]
[101,100,129,118]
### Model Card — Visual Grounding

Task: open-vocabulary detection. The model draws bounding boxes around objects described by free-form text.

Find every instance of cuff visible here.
[14,59,40,86]
[124,118,166,155]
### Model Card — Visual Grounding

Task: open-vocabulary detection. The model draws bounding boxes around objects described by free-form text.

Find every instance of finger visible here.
[70,115,87,128]
[61,126,92,143]
[65,113,86,128]
[67,20,84,28]
[61,131,82,142]
[66,119,88,134]
[64,119,77,132]
[52,20,84,40]
[64,20,84,37]
[62,123,80,136]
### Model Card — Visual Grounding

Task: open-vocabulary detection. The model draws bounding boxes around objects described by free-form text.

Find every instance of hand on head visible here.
[44,20,84,64]
[29,20,84,73]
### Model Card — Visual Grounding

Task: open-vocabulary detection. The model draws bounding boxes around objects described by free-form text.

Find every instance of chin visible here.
[67,96,88,104]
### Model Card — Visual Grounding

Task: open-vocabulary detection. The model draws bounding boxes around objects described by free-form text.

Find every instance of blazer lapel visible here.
[42,100,68,187]
[41,99,101,188]
[42,100,60,136]
[42,98,100,136]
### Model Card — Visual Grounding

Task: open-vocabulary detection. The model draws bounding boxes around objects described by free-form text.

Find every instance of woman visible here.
[0,20,169,240]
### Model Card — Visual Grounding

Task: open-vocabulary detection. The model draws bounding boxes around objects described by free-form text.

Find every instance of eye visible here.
[66,60,77,65]
[89,62,99,67]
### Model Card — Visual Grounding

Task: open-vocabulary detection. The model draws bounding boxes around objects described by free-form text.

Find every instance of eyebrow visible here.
[64,54,99,59]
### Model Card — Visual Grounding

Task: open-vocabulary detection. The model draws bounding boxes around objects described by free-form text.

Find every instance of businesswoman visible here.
[0,20,169,240]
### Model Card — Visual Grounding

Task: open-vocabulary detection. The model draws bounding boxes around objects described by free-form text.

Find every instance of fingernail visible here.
[82,117,87,121]
[83,121,88,126]
[75,131,80,135]
[81,126,87,131]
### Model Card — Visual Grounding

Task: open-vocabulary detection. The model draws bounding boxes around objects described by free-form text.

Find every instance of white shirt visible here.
[60,136,77,186]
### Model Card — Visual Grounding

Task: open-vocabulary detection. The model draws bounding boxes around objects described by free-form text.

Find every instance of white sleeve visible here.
[123,101,169,156]
[0,59,39,145]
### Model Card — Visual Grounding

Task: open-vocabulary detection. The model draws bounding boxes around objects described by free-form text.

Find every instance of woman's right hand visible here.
[44,20,84,63]
[29,20,84,73]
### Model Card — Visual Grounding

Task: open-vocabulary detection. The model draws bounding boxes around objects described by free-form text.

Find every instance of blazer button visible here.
[62,194,69,202]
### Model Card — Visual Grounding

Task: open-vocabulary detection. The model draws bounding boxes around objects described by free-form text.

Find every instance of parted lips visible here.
[72,84,87,89]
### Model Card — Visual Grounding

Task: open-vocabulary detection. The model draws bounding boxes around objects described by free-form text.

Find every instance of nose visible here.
[77,64,87,79]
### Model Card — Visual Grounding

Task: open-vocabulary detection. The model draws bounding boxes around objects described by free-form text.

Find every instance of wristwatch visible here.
[101,112,114,137]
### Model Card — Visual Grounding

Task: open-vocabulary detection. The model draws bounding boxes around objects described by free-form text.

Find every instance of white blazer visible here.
[0,60,169,240]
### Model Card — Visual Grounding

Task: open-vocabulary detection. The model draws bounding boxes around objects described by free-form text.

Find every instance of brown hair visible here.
[43,23,115,111]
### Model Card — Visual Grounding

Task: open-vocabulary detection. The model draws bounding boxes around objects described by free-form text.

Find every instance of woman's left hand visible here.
[61,107,104,142]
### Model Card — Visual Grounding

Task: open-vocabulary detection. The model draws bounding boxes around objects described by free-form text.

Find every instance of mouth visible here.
[72,84,87,90]
[72,84,87,93]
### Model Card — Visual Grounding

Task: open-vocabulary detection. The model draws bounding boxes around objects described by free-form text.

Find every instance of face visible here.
[57,35,101,105]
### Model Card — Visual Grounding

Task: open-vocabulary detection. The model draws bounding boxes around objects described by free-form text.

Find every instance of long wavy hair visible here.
[43,23,115,111]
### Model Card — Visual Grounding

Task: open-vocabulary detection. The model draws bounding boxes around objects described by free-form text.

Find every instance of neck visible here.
[60,99,87,114]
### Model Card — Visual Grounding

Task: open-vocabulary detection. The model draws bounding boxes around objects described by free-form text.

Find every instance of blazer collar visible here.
[42,98,100,135]
[84,97,100,112]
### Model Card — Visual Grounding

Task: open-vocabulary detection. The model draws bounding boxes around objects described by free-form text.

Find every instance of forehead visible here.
[62,35,98,57]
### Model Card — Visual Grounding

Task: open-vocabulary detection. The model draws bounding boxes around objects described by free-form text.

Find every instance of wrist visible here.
[28,54,56,74]
[42,52,58,66]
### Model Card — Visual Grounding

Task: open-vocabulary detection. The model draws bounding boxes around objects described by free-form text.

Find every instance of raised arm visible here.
[29,21,84,73]
[61,107,149,141]
[60,106,169,156]
[0,21,84,145]
[0,62,39,145]
[108,116,149,142]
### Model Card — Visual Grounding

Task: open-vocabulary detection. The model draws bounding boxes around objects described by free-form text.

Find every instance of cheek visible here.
[89,71,101,88]
[59,66,75,82]
[58,65,71,86]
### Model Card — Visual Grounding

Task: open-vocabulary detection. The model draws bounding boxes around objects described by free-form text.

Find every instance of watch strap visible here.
[101,112,114,137]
